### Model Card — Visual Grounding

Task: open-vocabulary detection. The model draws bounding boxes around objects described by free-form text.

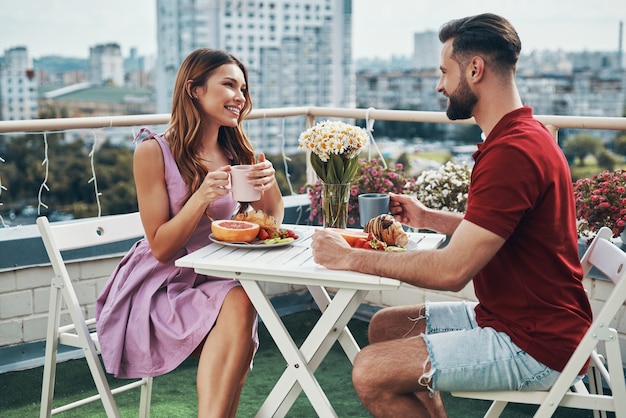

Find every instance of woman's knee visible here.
[225,287,256,318]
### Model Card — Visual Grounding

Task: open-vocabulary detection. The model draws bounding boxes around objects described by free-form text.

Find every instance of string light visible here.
[279,118,296,196]
[365,107,387,169]
[88,131,102,217]
[0,155,6,228]
[37,132,50,215]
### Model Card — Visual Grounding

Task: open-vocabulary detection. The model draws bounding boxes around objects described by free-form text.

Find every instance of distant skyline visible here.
[0,0,624,60]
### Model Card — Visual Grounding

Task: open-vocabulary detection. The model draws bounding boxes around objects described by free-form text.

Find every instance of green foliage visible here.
[563,134,604,166]
[614,135,626,157]
[596,149,618,171]
[269,152,308,196]
[0,134,135,217]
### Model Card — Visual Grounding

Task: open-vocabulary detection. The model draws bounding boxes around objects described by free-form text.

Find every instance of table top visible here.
[176,225,446,291]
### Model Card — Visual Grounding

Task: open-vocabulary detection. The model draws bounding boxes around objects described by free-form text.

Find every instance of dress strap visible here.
[134,127,161,143]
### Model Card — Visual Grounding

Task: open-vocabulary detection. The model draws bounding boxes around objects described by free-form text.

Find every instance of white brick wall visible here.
[1,256,625,369]
[0,256,124,347]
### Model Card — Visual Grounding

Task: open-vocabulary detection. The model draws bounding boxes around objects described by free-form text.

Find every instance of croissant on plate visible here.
[363,214,408,248]
[233,209,279,234]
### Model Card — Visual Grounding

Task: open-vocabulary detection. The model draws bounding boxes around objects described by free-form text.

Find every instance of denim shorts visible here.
[420,300,568,393]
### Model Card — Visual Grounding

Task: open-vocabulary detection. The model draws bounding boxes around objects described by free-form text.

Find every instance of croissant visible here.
[363,214,409,248]
[234,209,279,234]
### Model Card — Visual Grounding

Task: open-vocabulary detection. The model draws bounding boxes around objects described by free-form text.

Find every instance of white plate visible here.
[208,233,299,249]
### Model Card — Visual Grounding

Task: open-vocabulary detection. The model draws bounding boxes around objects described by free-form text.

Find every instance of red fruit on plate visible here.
[337,229,370,247]
[258,228,270,240]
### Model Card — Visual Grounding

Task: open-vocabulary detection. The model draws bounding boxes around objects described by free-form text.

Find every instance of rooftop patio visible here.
[1,107,626,416]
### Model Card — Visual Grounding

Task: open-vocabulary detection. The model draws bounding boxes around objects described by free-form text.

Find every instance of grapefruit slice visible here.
[335,229,369,247]
[211,219,260,242]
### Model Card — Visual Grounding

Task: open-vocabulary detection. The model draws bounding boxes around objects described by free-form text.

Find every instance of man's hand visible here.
[311,228,353,270]
[389,193,429,228]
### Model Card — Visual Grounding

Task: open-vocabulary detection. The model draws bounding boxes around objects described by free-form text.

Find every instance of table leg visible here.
[240,280,338,417]
[307,285,360,363]
[252,285,369,417]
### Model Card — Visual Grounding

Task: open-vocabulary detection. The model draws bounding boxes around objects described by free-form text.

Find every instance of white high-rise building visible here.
[155,0,355,153]
[0,46,38,121]
[89,43,125,87]
[413,30,440,70]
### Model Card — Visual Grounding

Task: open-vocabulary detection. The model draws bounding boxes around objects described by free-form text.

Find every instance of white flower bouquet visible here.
[415,161,471,213]
[298,120,369,184]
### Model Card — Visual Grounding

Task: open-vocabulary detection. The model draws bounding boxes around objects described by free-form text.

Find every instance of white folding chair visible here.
[37,213,153,418]
[452,226,626,417]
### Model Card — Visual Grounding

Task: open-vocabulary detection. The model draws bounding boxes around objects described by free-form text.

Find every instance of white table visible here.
[176,225,446,417]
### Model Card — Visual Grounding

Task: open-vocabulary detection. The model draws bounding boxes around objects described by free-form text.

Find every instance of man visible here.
[310,13,592,417]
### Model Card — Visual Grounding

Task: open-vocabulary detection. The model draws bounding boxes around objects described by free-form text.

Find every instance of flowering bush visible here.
[573,168,626,238]
[302,158,418,226]
[414,161,471,213]
[298,120,369,184]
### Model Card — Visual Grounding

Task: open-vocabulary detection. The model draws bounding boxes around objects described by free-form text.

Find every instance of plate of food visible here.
[208,233,299,248]
[210,215,300,248]
[338,214,413,252]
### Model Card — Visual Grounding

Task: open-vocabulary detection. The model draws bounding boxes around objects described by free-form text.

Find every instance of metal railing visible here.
[2,106,626,134]
[2,106,625,189]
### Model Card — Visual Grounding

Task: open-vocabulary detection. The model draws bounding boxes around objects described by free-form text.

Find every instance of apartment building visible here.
[0,46,38,121]
[88,43,125,87]
[155,0,354,153]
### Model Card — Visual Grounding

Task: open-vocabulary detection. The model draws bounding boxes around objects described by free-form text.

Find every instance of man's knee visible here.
[352,345,378,396]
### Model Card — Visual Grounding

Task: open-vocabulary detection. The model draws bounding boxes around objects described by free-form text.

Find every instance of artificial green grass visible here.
[0,310,606,417]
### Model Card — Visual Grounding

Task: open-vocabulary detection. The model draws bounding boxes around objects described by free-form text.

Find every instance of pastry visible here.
[363,214,408,248]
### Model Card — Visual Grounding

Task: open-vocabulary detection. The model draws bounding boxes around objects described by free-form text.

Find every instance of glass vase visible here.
[321,182,350,229]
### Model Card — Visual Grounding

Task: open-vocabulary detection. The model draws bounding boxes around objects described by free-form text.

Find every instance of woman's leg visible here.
[196,286,256,418]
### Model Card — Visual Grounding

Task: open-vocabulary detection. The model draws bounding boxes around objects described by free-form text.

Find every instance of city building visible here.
[38,84,155,119]
[0,46,38,121]
[412,30,439,70]
[88,43,125,87]
[125,47,155,89]
[155,0,354,153]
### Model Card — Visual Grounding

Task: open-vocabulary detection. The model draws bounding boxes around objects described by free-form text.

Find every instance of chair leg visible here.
[63,287,121,417]
[139,377,153,418]
[588,364,607,418]
[484,400,508,417]
[40,282,63,418]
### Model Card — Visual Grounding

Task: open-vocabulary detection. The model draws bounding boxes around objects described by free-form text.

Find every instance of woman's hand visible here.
[248,153,276,192]
[199,166,231,204]
[248,152,284,224]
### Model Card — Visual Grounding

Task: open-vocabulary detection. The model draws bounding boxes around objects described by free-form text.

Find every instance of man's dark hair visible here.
[438,13,522,73]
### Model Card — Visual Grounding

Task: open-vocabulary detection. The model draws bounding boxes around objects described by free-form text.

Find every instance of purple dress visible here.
[96,129,258,378]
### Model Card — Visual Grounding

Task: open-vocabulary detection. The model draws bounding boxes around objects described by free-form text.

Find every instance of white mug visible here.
[230,165,261,202]
[358,193,390,227]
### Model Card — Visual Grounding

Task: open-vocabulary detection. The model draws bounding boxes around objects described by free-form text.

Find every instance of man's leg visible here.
[353,304,446,418]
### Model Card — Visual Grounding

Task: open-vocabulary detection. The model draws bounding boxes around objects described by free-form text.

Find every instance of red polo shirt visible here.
[464,107,592,372]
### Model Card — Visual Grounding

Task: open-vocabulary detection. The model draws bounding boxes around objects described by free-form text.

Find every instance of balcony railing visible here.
[1,107,626,360]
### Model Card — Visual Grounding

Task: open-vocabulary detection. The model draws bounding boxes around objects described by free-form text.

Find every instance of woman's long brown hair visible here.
[166,48,255,203]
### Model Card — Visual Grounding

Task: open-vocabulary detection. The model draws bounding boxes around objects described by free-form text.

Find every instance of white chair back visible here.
[37,213,152,418]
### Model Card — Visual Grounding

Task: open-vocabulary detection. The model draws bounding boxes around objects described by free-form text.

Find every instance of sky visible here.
[0,0,624,60]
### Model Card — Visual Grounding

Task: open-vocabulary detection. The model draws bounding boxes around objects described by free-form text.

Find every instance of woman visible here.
[96,48,284,418]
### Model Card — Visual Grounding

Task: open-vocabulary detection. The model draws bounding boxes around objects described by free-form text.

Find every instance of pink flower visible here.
[574,169,626,238]
[303,157,421,226]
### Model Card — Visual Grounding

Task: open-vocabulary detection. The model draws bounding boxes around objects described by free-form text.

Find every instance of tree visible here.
[614,135,626,157]
[563,134,604,166]
[596,149,617,171]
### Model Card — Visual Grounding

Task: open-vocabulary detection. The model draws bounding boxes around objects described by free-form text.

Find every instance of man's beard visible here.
[446,77,478,120]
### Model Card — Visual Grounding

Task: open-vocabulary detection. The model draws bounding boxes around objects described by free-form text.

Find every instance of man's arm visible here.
[311,220,505,292]
[389,192,463,236]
